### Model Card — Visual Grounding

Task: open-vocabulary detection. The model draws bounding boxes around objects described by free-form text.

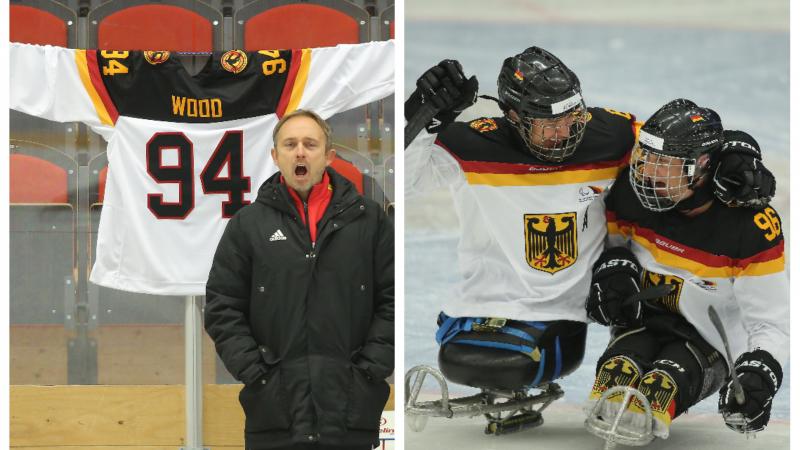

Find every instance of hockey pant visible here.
[435,313,587,390]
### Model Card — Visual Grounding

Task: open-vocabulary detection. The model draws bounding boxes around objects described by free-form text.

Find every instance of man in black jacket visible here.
[205,109,394,450]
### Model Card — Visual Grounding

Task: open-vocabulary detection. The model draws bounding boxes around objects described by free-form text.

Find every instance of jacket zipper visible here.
[302,199,318,438]
[303,200,317,256]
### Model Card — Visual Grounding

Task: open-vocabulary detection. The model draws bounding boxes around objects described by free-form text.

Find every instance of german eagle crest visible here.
[524,212,577,274]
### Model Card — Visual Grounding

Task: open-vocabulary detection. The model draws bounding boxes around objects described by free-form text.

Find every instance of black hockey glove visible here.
[718,349,783,433]
[405,59,479,134]
[586,247,643,328]
[713,130,776,208]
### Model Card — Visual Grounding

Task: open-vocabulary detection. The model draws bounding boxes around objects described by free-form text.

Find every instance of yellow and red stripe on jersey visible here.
[437,140,630,187]
[75,50,119,126]
[607,212,784,277]
[276,48,311,118]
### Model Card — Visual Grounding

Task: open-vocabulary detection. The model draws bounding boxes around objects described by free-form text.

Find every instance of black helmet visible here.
[630,99,724,211]
[637,98,723,159]
[497,46,588,162]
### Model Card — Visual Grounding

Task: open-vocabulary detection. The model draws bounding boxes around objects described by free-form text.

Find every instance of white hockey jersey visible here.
[10,41,394,295]
[406,110,636,321]
[606,167,789,366]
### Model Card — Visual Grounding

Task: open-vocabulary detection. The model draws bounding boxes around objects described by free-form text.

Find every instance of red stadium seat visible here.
[10,142,77,326]
[87,0,222,51]
[235,0,370,50]
[10,0,77,47]
[331,155,365,195]
[10,144,77,205]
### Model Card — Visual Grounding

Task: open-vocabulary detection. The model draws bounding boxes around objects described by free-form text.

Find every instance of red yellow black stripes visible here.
[276,48,311,118]
[608,212,784,277]
[75,50,119,125]
[438,140,630,186]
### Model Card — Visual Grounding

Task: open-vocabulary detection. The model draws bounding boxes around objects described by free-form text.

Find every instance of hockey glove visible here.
[718,349,783,433]
[586,247,643,328]
[405,59,479,134]
[713,130,776,208]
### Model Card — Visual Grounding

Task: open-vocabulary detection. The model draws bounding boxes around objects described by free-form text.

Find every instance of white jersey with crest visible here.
[406,110,636,321]
[11,41,394,295]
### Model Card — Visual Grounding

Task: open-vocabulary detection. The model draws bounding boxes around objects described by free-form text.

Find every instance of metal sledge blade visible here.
[485,410,543,435]
[405,364,564,435]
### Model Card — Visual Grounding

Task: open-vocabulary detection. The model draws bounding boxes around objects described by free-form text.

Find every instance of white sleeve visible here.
[10,43,113,136]
[298,40,394,118]
[732,266,789,366]
[405,130,466,198]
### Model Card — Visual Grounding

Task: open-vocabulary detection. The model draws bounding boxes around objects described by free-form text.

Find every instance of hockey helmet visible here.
[629,99,724,211]
[497,46,588,162]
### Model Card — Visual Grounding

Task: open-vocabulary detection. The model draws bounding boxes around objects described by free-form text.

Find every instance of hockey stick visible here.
[708,305,746,405]
[622,284,674,310]
[404,102,439,149]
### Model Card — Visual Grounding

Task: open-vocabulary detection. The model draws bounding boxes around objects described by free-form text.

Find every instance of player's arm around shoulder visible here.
[731,204,788,364]
[720,205,787,434]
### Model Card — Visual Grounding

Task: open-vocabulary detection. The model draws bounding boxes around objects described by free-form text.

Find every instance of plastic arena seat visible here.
[10,0,77,47]
[87,0,222,51]
[234,0,370,50]
[10,142,78,325]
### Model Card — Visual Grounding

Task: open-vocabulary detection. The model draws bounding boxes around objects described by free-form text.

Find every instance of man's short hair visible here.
[272,109,333,150]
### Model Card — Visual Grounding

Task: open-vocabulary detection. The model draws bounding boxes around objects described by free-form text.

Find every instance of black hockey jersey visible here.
[605,168,789,366]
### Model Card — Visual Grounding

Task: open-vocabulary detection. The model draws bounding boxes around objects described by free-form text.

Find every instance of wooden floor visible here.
[11,384,395,448]
[10,325,395,448]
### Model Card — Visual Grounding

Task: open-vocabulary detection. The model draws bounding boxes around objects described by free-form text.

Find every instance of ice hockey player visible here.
[584,99,787,444]
[404,46,776,432]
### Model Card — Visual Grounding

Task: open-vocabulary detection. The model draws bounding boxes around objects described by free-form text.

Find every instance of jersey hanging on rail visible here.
[10,41,394,295]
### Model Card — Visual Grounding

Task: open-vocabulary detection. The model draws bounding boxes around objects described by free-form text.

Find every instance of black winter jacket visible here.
[205,168,394,449]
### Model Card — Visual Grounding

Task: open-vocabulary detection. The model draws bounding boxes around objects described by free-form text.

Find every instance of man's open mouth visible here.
[295,164,308,176]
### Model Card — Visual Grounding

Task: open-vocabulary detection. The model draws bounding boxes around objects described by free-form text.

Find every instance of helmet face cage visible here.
[511,101,589,162]
[629,144,698,211]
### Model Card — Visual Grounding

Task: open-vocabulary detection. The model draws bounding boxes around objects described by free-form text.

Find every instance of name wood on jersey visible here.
[171,95,223,118]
